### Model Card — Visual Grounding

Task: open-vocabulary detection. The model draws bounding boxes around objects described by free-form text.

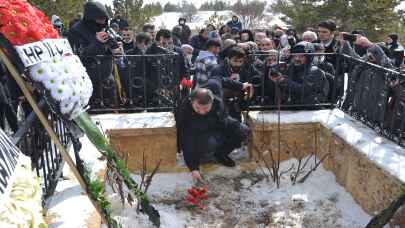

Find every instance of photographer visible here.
[211,46,254,120]
[271,41,329,105]
[68,1,122,107]
[261,50,288,105]
[340,34,394,120]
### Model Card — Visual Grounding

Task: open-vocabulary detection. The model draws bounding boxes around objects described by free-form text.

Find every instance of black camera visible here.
[104,27,122,50]
[342,33,357,42]
[269,62,288,77]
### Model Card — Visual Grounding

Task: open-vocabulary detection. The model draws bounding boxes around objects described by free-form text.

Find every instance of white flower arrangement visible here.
[29,54,93,120]
[0,156,46,228]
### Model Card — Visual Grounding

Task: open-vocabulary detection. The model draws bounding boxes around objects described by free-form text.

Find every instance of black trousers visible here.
[199,118,251,162]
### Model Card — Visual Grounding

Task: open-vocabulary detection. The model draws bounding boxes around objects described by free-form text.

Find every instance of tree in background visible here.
[28,0,84,28]
[180,1,198,22]
[113,0,162,30]
[272,0,403,41]
[163,2,180,12]
[200,0,231,11]
[205,11,226,29]
[231,0,266,29]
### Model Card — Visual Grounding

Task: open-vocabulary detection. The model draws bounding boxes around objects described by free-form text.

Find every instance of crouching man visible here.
[176,77,251,182]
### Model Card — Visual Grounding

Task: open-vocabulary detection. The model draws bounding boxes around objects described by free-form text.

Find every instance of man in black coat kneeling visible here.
[176,77,251,182]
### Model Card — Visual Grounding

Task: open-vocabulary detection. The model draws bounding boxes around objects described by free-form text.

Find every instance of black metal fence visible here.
[340,54,405,147]
[87,52,341,113]
[86,54,181,113]
[83,52,405,147]
[11,99,73,201]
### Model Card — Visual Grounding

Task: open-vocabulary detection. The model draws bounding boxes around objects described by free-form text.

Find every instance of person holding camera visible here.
[270,41,329,105]
[211,46,254,121]
[68,1,122,107]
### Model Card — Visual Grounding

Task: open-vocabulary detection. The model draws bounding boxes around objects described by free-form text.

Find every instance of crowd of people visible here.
[1,1,404,182]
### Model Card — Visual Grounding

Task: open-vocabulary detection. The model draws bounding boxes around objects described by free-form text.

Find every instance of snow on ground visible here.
[107,157,371,228]
[151,11,286,31]
[92,112,175,130]
[45,109,405,227]
[46,135,106,228]
[249,109,405,183]
[152,11,232,31]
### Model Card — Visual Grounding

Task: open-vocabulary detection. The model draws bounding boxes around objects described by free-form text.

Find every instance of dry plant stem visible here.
[298,153,330,184]
[144,160,162,194]
[275,85,282,188]
[291,153,314,185]
[252,143,274,180]
[254,157,270,181]
[137,152,147,212]
[313,125,318,166]
[279,163,295,178]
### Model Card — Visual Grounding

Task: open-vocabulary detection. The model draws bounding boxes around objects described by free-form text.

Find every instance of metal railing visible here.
[85,54,181,113]
[11,99,74,201]
[339,54,405,147]
[86,52,340,113]
[81,52,405,147]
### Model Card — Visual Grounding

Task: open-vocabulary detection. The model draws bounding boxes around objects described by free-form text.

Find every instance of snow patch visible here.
[249,109,405,183]
[108,158,371,228]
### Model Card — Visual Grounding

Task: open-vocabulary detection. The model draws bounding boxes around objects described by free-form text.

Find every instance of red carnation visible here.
[0,25,22,45]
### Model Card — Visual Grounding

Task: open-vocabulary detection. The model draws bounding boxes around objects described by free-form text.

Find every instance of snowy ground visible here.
[151,11,286,31]
[45,109,405,228]
[107,157,371,228]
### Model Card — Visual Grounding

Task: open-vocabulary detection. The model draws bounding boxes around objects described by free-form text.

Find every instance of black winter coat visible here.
[176,77,244,171]
[68,1,113,81]
[284,64,329,105]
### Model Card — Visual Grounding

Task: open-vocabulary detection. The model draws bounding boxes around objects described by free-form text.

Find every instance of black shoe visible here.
[214,154,236,167]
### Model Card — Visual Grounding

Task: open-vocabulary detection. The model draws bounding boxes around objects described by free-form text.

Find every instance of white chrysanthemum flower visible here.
[43,77,71,100]
[30,62,56,82]
[50,83,73,101]
[59,99,75,114]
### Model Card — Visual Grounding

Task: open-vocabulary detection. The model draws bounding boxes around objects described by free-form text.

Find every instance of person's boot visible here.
[214,153,236,167]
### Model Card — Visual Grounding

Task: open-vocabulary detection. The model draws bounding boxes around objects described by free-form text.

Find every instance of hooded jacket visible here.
[195,51,218,83]
[226,18,242,32]
[68,2,113,82]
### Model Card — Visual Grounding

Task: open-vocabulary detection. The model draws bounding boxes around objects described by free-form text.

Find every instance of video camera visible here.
[269,61,288,77]
[104,26,123,50]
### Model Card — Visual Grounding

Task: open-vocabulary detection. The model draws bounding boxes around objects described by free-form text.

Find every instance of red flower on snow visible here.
[185,186,209,209]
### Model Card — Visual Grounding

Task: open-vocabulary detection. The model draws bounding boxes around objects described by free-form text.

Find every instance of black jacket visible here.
[179,24,192,44]
[123,41,135,53]
[190,35,208,61]
[284,63,329,105]
[176,77,243,170]
[68,1,113,81]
